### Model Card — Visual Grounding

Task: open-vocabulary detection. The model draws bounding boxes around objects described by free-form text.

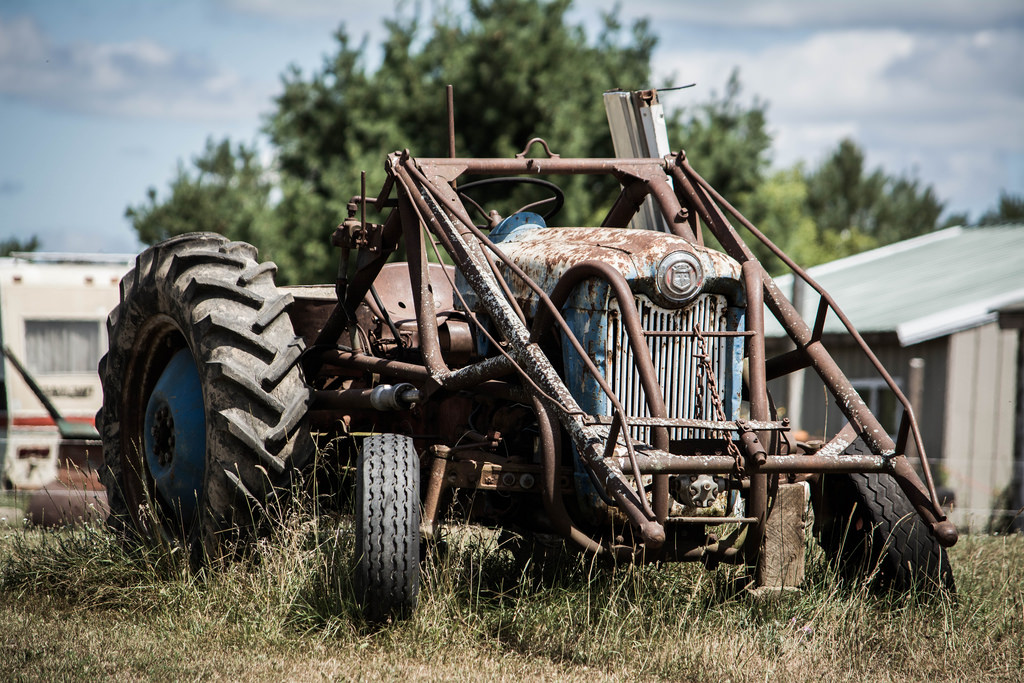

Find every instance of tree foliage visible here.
[743,138,945,273]
[129,0,662,283]
[942,190,1024,228]
[978,191,1024,225]
[673,70,772,206]
[0,235,40,257]
[126,0,951,283]
[660,81,943,274]
[126,139,273,246]
[803,138,943,253]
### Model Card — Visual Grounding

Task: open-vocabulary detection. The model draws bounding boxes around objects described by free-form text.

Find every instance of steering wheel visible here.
[456,176,565,223]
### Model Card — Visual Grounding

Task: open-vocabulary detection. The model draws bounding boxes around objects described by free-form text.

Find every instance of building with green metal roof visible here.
[765,225,1024,532]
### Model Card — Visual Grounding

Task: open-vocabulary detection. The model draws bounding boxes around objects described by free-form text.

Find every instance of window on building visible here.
[24,320,102,375]
[849,377,902,437]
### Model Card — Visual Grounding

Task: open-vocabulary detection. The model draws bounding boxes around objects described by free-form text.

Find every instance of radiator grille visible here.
[605,293,736,441]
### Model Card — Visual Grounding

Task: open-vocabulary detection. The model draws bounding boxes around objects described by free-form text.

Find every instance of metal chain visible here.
[693,323,744,475]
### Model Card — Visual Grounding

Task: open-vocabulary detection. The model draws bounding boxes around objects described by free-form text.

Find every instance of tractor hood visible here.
[458,214,745,318]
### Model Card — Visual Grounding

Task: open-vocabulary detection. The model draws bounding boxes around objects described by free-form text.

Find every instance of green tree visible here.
[743,166,821,272]
[263,0,661,280]
[672,69,772,206]
[0,235,40,257]
[940,210,970,229]
[128,1,756,284]
[666,71,816,274]
[738,138,944,274]
[802,138,943,259]
[128,1,939,283]
[126,138,273,246]
[978,191,1024,225]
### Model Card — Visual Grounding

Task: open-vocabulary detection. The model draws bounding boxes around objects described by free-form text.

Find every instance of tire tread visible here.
[355,433,420,623]
[98,232,311,559]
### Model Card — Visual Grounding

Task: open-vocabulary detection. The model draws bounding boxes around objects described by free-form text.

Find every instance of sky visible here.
[0,0,1021,254]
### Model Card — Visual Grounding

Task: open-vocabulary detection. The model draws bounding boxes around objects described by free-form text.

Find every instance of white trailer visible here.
[0,253,132,489]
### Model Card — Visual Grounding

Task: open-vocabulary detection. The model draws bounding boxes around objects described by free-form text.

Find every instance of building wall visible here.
[766,334,950,462]
[942,322,1019,531]
[1014,331,1024,531]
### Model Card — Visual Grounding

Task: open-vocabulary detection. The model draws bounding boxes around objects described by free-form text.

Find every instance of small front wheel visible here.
[354,433,421,623]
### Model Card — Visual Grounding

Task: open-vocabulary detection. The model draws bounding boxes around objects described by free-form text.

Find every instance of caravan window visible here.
[24,320,102,375]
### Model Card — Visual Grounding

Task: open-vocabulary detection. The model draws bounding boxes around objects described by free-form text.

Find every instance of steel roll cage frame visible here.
[319,145,958,554]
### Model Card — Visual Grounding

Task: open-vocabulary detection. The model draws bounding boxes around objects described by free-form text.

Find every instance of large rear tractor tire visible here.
[98,233,312,562]
[814,440,954,594]
[354,433,421,623]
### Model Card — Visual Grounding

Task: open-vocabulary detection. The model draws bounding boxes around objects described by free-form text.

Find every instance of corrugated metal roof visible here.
[765,225,1024,346]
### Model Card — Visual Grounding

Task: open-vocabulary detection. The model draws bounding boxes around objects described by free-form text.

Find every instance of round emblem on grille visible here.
[656,251,703,303]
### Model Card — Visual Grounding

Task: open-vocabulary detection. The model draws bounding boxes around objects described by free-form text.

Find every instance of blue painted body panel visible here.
[724,307,746,420]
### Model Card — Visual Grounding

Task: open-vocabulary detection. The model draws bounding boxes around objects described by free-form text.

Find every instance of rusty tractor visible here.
[97,95,957,622]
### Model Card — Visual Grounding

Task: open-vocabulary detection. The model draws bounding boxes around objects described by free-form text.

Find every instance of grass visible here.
[0,497,1021,682]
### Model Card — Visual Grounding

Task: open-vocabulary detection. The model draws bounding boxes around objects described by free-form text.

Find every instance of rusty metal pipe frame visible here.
[341,212,406,308]
[602,177,651,228]
[312,388,395,411]
[397,163,588,401]
[644,171,696,242]
[671,160,922,463]
[376,151,955,550]
[421,449,450,539]
[320,349,429,382]
[395,179,573,405]
[416,155,693,241]
[403,160,640,432]
[531,395,609,555]
[742,261,770,576]
[413,156,670,179]
[319,345,515,390]
[668,161,755,264]
[396,168,558,401]
[318,351,529,409]
[400,158,661,509]
[390,155,666,548]
[682,158,940,490]
[483,247,528,326]
[530,259,672,520]
[398,190,455,384]
[613,452,890,474]
[669,157,954,545]
[664,543,742,564]
[585,415,786,431]
[403,176,659,528]
[759,277,956,544]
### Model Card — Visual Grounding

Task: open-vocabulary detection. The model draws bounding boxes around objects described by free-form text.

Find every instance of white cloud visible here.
[0,15,274,121]
[657,30,919,162]
[655,23,1024,215]
[215,0,400,39]
[593,0,1024,31]
[218,0,351,20]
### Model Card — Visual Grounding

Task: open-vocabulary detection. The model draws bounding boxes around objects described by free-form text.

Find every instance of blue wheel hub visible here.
[144,348,207,523]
